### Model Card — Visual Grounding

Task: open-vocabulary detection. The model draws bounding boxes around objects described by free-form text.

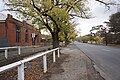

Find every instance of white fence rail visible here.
[0,46,21,58]
[0,48,60,80]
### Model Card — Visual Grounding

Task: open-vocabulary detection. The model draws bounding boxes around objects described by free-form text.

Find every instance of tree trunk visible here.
[44,23,59,48]
[65,33,68,46]
[52,32,59,49]
[105,32,108,46]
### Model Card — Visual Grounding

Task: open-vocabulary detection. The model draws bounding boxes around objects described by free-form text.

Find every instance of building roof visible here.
[0,13,39,31]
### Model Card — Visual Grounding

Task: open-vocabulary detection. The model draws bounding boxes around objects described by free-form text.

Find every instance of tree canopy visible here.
[7,0,90,48]
[107,12,120,44]
[109,12,120,34]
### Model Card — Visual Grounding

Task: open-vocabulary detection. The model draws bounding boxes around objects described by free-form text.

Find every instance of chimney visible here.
[23,20,27,28]
[7,14,13,20]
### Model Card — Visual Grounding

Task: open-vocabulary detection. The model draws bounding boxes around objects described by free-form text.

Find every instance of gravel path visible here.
[48,44,104,80]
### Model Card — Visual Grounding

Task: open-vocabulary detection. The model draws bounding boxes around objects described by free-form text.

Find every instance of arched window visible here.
[25,29,28,42]
[16,26,20,43]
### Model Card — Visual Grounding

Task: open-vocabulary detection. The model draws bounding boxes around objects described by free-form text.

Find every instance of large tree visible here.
[109,12,120,34]
[59,22,77,46]
[89,25,108,45]
[108,12,120,44]
[7,0,90,48]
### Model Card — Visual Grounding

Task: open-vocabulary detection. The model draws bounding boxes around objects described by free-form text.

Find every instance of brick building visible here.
[0,14,41,47]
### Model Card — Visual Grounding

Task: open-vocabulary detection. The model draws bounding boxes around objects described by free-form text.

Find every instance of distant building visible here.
[0,14,41,47]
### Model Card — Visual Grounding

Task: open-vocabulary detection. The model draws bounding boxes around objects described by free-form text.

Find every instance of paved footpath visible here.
[48,44,104,80]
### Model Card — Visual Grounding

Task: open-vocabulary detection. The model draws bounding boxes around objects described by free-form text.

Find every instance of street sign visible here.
[32,33,35,38]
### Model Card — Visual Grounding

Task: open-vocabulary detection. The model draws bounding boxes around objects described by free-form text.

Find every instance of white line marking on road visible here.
[102,49,110,51]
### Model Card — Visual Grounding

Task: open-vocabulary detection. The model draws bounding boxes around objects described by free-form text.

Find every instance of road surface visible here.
[74,41,120,80]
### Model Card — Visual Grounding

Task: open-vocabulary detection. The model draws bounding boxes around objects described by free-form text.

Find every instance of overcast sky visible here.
[76,0,118,36]
[0,0,119,36]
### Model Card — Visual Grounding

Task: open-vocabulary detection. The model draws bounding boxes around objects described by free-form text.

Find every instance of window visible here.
[16,26,20,43]
[25,29,28,42]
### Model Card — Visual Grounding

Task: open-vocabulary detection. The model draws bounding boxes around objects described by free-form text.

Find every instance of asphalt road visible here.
[74,41,120,80]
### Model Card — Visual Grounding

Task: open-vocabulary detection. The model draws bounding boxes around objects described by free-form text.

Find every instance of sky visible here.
[76,0,118,36]
[0,1,12,18]
[0,0,119,36]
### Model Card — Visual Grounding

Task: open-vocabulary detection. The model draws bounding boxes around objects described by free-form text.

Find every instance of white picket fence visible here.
[0,48,60,80]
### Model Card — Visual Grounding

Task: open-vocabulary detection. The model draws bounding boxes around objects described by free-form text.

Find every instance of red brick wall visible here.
[0,14,41,47]
[6,15,16,46]
[0,22,6,38]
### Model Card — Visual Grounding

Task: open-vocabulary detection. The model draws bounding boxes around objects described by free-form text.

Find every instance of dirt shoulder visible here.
[47,44,105,80]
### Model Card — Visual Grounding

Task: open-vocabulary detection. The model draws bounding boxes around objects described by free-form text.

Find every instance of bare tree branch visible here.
[0,8,19,12]
[31,0,41,12]
[96,0,110,9]
[95,0,120,10]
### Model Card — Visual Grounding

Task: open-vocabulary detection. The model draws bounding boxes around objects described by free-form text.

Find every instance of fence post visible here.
[53,51,56,62]
[18,46,21,55]
[18,63,24,80]
[5,49,8,59]
[43,54,47,73]
[57,48,60,58]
